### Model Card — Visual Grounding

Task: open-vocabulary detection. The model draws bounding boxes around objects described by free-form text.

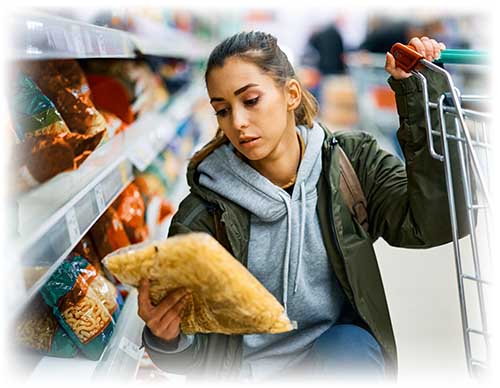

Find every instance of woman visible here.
[138,31,464,382]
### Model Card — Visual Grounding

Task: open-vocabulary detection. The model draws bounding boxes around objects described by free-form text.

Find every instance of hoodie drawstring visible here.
[278,180,307,314]
[294,182,306,294]
[277,191,292,314]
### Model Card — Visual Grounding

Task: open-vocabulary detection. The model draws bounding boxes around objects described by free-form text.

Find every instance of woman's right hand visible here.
[138,279,191,342]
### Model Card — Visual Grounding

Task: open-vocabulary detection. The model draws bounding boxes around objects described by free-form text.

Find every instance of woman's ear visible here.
[285,79,302,111]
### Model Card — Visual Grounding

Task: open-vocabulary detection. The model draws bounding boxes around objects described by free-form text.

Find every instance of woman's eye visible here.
[244,97,259,106]
[215,108,229,117]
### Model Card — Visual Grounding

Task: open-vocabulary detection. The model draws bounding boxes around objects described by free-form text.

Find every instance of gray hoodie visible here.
[196,122,346,381]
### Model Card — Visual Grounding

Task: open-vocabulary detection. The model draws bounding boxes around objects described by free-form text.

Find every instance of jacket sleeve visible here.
[141,193,215,375]
[351,67,469,248]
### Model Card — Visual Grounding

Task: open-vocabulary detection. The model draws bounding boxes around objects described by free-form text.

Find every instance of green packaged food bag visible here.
[41,255,115,361]
[11,72,70,141]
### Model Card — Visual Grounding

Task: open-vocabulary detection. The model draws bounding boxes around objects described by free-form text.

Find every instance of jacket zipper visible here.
[327,137,345,261]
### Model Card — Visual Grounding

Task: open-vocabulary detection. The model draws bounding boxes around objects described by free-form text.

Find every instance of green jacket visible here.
[144,68,468,380]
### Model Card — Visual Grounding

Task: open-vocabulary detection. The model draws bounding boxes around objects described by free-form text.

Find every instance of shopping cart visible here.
[391,43,493,379]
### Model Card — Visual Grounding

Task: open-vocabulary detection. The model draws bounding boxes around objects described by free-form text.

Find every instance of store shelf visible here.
[28,288,144,382]
[131,33,212,61]
[9,10,214,61]
[14,138,134,317]
[9,10,136,60]
[12,82,206,318]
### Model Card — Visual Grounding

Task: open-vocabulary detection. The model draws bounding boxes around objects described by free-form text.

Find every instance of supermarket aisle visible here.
[6,6,493,385]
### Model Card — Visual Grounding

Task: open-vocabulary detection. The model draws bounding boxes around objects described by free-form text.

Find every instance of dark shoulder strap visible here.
[337,145,369,232]
[318,121,369,231]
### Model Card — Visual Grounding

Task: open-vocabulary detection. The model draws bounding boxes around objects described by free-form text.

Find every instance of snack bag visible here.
[10,72,70,140]
[40,256,116,360]
[89,207,131,259]
[21,59,108,139]
[112,183,149,243]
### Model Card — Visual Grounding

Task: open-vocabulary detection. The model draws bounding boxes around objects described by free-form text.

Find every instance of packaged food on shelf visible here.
[134,174,174,227]
[15,295,79,358]
[20,59,108,139]
[14,129,105,184]
[40,255,116,360]
[82,59,169,118]
[89,272,124,321]
[87,74,135,125]
[89,207,131,260]
[10,72,71,140]
[112,182,149,244]
[74,235,103,274]
[103,233,294,335]
[9,73,102,189]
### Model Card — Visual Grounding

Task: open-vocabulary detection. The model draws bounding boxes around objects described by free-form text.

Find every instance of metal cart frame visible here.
[391,43,493,378]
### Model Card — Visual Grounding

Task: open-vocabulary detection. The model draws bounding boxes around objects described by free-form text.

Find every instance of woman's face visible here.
[206,57,299,161]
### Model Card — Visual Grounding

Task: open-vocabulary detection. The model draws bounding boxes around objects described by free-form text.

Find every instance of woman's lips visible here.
[240,137,261,148]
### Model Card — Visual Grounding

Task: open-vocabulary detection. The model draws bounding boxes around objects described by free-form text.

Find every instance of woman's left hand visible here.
[385,36,446,80]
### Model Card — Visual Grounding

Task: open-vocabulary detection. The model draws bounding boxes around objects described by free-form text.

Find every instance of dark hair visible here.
[191,31,318,165]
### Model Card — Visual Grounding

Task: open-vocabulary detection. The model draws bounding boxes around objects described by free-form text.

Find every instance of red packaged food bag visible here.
[113,183,149,243]
[87,74,135,125]
[90,207,131,259]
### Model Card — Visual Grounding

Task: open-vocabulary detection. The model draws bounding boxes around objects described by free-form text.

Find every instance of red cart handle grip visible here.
[390,42,424,72]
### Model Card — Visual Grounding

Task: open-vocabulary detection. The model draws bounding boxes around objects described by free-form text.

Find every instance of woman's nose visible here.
[231,106,249,130]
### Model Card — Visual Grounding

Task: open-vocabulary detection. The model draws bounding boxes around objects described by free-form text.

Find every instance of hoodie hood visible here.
[196,122,325,222]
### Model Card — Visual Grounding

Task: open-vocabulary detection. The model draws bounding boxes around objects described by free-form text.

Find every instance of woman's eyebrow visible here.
[210,83,259,103]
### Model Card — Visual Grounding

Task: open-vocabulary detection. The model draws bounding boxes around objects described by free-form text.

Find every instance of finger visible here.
[420,36,434,60]
[428,39,440,59]
[408,37,425,57]
[157,296,189,335]
[385,51,395,72]
[152,287,190,319]
[137,278,153,320]
[439,42,446,51]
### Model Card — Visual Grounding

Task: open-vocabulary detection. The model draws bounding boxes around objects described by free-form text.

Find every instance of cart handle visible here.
[390,43,424,72]
[390,43,489,72]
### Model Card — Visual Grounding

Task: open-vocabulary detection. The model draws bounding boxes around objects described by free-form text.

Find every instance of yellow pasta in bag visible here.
[103,232,293,335]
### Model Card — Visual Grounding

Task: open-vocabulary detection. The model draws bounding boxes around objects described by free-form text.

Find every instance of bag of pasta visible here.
[103,233,294,335]
[40,255,116,360]
[15,295,78,358]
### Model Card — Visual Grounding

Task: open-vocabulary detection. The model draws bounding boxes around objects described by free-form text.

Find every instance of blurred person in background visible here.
[137,31,465,384]
[299,22,358,132]
[358,17,446,54]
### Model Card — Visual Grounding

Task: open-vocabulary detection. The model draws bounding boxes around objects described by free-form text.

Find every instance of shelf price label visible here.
[94,184,106,213]
[65,207,81,245]
[119,337,144,361]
